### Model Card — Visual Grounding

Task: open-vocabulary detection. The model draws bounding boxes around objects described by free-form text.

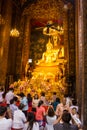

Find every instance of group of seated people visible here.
[0,88,83,130]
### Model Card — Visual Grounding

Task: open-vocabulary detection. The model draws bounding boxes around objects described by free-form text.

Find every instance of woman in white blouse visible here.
[45,106,57,130]
[24,112,39,130]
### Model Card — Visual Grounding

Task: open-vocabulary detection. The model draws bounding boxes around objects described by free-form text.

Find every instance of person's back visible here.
[54,123,78,130]
[12,103,27,130]
[45,107,57,130]
[5,88,14,105]
[0,87,4,102]
[24,112,39,130]
[52,97,60,111]
[54,112,78,130]
[0,106,12,130]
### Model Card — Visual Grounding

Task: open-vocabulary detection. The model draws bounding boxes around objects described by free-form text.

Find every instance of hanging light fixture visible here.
[10,8,20,37]
[10,28,20,37]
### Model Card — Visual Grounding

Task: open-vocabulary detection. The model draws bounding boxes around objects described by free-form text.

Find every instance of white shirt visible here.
[24,122,39,130]
[72,114,82,125]
[70,105,79,112]
[20,97,28,111]
[32,98,40,108]
[0,91,4,102]
[5,91,14,104]
[45,115,57,130]
[0,117,12,130]
[10,104,18,115]
[12,109,27,129]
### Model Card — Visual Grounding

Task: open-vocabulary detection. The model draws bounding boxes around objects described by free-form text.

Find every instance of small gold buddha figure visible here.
[53,35,64,58]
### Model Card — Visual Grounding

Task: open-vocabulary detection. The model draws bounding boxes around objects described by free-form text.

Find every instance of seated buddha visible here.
[36,38,59,66]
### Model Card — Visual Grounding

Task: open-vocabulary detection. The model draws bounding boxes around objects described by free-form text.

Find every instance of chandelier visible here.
[10,28,20,37]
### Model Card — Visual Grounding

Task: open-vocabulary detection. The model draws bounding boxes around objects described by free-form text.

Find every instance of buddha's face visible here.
[47,45,52,51]
[46,42,53,52]
[53,36,58,43]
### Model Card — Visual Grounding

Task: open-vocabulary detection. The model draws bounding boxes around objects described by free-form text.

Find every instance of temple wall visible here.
[0,0,12,86]
[68,6,76,95]
[21,15,31,79]
[82,0,87,129]
[76,0,87,129]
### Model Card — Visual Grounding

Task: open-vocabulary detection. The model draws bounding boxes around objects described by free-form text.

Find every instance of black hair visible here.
[10,96,18,104]
[13,96,18,102]
[63,109,69,113]
[62,112,71,123]
[34,94,39,99]
[27,112,36,130]
[72,99,77,105]
[2,92,6,98]
[48,107,55,117]
[10,98,14,104]
[38,100,43,107]
[53,92,56,95]
[9,88,14,91]
[0,87,3,91]
[41,92,45,96]
[27,93,32,103]
[18,103,24,110]
[56,97,60,103]
[19,92,25,97]
[0,106,7,116]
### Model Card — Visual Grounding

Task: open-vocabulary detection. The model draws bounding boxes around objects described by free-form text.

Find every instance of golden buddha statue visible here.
[36,38,59,66]
[36,36,66,67]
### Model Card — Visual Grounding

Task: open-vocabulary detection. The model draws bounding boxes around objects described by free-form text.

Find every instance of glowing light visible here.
[10,28,20,37]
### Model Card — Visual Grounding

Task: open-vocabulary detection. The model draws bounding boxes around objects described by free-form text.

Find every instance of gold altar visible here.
[13,37,67,99]
[29,38,67,98]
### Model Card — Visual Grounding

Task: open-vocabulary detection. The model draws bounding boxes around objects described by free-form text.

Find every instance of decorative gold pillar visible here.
[75,0,87,129]
[76,0,83,115]
[21,15,31,79]
[76,0,87,129]
[63,10,69,75]
[0,0,12,85]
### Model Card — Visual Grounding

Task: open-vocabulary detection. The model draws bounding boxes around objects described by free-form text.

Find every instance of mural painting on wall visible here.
[29,19,64,67]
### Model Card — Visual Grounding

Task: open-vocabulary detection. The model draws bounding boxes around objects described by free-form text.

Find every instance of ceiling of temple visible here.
[11,0,75,28]
[12,0,75,12]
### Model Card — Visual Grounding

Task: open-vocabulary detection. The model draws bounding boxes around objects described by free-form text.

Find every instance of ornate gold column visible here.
[76,0,83,114]
[63,10,69,75]
[75,0,87,128]
[0,0,12,85]
[76,0,87,129]
[21,15,31,79]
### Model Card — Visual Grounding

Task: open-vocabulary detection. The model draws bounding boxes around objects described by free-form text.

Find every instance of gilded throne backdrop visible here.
[29,19,64,66]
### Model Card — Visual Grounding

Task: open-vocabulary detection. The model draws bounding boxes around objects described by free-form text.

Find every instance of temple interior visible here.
[0,0,87,129]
